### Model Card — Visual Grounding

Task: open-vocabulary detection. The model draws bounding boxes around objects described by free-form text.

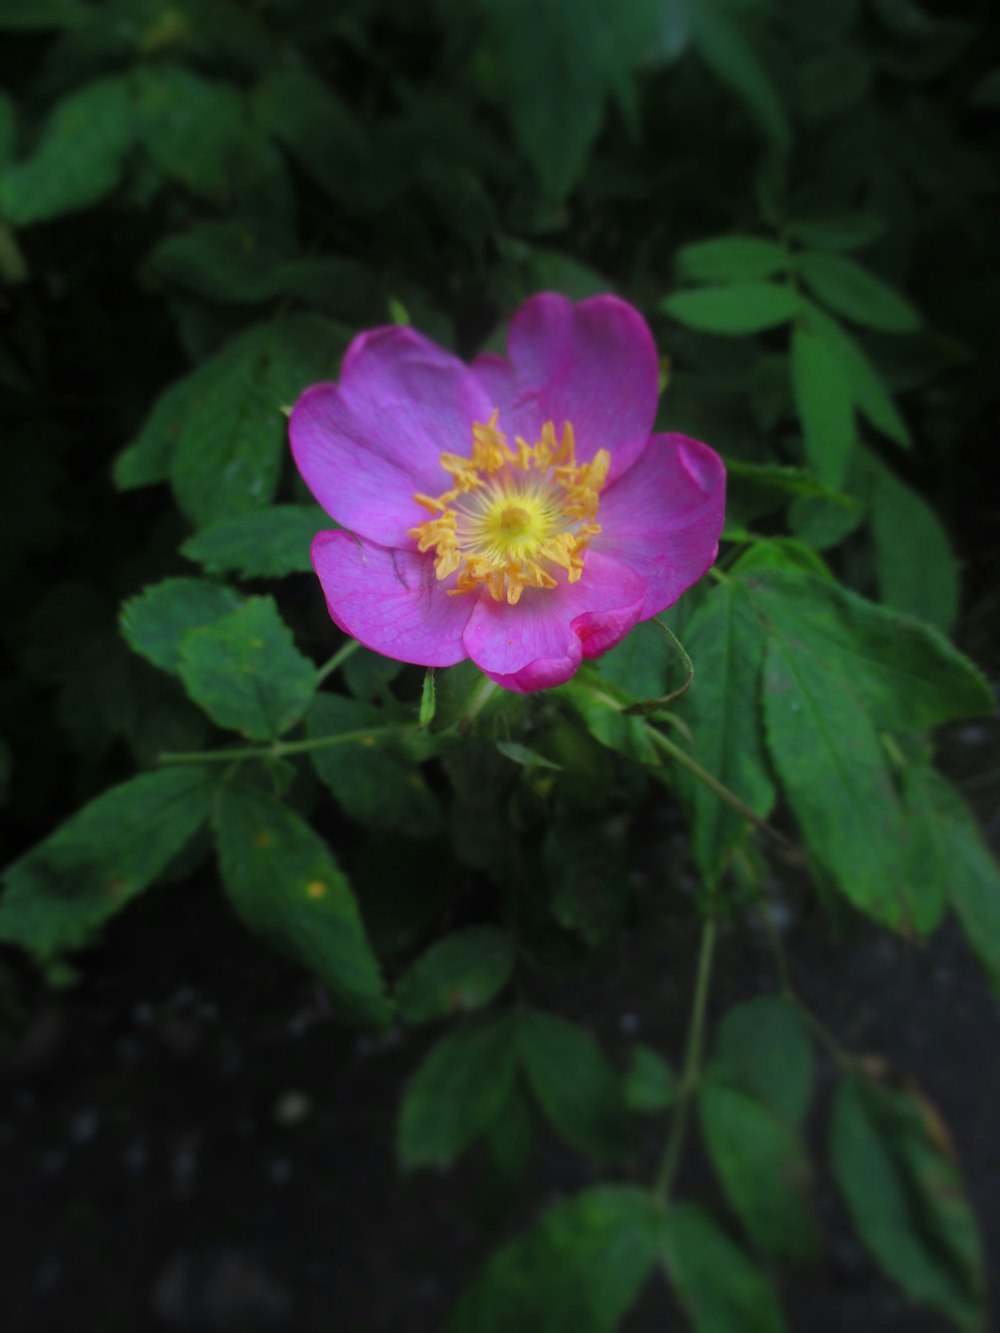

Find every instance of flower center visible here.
[408,411,610,606]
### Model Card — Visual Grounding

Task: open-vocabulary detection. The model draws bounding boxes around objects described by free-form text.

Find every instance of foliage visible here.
[1,0,998,1329]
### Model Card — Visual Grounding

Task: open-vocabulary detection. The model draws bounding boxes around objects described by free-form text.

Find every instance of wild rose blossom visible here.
[289,293,725,692]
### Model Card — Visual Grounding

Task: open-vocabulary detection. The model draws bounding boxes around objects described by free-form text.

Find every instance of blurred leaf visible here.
[495,740,562,771]
[0,77,134,225]
[114,371,201,492]
[180,504,328,578]
[660,1202,786,1332]
[786,212,886,252]
[308,694,441,837]
[673,580,776,883]
[397,1012,519,1168]
[900,765,1000,992]
[342,647,404,703]
[543,815,628,947]
[869,458,959,632]
[252,66,368,207]
[969,67,1000,108]
[449,1186,661,1333]
[689,0,791,154]
[830,1075,985,1327]
[801,300,911,448]
[790,322,856,486]
[663,283,797,334]
[214,784,387,1023]
[676,236,787,283]
[169,314,342,528]
[724,458,857,530]
[0,768,213,960]
[699,1078,819,1259]
[0,0,91,27]
[486,1078,536,1185]
[144,219,295,303]
[623,1045,678,1112]
[396,926,516,1025]
[710,996,814,1124]
[179,596,317,739]
[519,1009,631,1160]
[120,577,243,673]
[796,252,921,332]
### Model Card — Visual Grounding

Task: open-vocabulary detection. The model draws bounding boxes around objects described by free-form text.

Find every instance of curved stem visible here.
[654,914,717,1200]
[159,724,410,766]
[315,638,361,685]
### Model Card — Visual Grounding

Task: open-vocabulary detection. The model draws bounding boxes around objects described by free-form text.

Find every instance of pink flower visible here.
[289,293,726,693]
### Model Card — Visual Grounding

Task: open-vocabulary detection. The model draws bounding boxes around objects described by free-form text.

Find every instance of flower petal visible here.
[290,327,493,546]
[312,531,474,667]
[462,551,647,692]
[595,433,726,620]
[471,293,660,482]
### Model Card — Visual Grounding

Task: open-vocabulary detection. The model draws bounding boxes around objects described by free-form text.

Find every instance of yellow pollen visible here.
[407,411,610,605]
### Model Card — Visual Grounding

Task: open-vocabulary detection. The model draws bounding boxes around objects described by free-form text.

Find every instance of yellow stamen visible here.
[407,413,610,605]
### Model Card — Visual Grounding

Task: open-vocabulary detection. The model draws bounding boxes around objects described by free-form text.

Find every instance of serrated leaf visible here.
[900,765,1000,991]
[710,997,814,1125]
[624,1045,678,1112]
[790,322,856,485]
[699,1078,819,1260]
[518,1009,631,1160]
[214,785,387,1023]
[676,236,787,283]
[180,505,328,578]
[449,1186,662,1333]
[307,694,441,837]
[120,577,243,673]
[786,212,886,251]
[830,1076,985,1327]
[0,768,213,960]
[169,315,342,528]
[179,597,316,739]
[689,0,790,153]
[673,580,776,883]
[396,927,516,1025]
[0,77,134,225]
[663,283,797,334]
[660,1203,786,1333]
[796,252,921,332]
[801,300,911,447]
[397,1013,519,1168]
[869,457,959,632]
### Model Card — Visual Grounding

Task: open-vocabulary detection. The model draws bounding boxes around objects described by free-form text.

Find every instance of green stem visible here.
[645,725,793,850]
[315,638,361,685]
[159,724,409,766]
[463,675,499,726]
[655,915,717,1200]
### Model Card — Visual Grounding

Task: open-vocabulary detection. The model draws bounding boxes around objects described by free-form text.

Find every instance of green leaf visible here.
[214,785,387,1023]
[397,1013,519,1168]
[676,236,787,283]
[623,1045,678,1112]
[342,647,404,703]
[795,252,921,333]
[0,0,92,28]
[114,372,201,491]
[744,566,990,734]
[495,740,562,771]
[660,1203,786,1333]
[790,322,856,485]
[724,458,858,531]
[830,1076,985,1327]
[0,76,134,225]
[786,212,886,252]
[673,580,776,883]
[144,219,294,304]
[518,1009,631,1160]
[0,768,213,960]
[543,815,629,947]
[869,457,959,632]
[179,597,316,739]
[180,504,328,578]
[169,314,342,529]
[689,0,791,153]
[449,1186,662,1333]
[710,997,814,1124]
[663,283,797,334]
[699,1078,819,1259]
[120,577,243,673]
[596,618,676,699]
[801,300,911,447]
[308,695,442,837]
[900,765,1000,990]
[396,926,516,1025]
[252,67,368,208]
